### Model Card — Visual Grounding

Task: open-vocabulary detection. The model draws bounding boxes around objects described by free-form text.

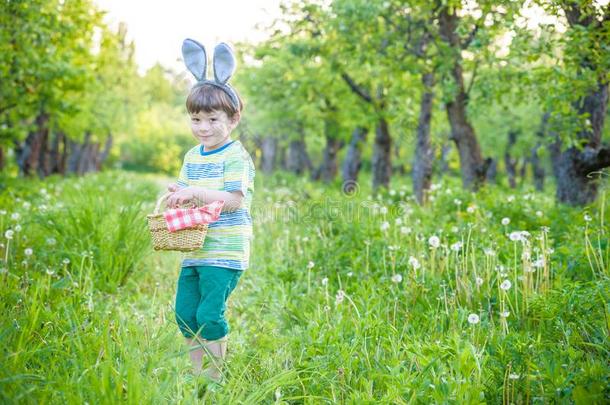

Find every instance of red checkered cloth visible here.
[163,200,224,232]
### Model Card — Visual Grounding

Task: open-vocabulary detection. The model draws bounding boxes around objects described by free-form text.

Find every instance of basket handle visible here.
[154,192,172,214]
[154,191,198,214]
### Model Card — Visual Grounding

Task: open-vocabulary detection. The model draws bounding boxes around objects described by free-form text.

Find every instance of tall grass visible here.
[1,170,608,403]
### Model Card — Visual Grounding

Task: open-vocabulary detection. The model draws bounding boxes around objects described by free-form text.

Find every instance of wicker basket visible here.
[147,192,208,252]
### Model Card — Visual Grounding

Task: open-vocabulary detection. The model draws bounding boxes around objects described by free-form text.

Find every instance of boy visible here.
[167,68,255,390]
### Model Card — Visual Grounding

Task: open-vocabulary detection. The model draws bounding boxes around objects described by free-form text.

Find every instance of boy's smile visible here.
[189,110,240,152]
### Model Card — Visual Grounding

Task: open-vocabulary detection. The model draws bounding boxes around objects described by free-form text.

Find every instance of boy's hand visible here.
[167,183,179,193]
[166,187,196,208]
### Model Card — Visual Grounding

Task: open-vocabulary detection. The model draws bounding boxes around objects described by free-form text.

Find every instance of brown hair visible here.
[186,83,243,117]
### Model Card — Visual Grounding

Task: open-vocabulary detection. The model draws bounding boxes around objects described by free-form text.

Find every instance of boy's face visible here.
[189,110,240,152]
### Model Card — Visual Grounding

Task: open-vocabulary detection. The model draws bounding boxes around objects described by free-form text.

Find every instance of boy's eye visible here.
[210,118,217,122]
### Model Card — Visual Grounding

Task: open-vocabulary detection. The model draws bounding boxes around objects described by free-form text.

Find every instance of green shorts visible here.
[174,265,242,340]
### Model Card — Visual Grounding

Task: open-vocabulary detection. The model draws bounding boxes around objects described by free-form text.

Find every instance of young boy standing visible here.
[167,40,255,392]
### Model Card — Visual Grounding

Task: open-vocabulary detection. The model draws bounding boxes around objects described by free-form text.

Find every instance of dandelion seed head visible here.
[501,217,510,226]
[11,212,20,221]
[408,256,421,270]
[500,311,510,318]
[468,313,480,324]
[584,214,592,222]
[5,230,14,240]
[475,277,483,286]
[307,261,315,269]
[391,274,402,283]
[335,290,345,304]
[321,277,328,286]
[451,241,463,252]
[380,221,390,232]
[428,235,440,249]
[347,271,353,277]
[500,280,512,291]
[24,248,33,256]
[14,224,22,232]
[400,226,412,235]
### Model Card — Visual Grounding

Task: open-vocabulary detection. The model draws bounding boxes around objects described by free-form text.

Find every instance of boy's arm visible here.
[166,186,243,212]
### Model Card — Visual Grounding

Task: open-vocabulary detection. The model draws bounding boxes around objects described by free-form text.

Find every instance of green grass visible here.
[0,170,609,403]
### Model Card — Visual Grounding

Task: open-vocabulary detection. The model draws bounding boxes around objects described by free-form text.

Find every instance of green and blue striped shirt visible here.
[177,140,255,271]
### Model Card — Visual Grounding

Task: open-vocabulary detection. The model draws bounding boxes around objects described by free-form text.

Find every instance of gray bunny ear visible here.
[213,43,236,84]
[182,38,207,81]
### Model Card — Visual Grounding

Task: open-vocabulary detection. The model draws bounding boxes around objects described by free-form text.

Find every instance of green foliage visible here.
[1,171,610,402]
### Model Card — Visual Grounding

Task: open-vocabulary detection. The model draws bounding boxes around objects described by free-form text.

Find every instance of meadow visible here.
[0,171,608,404]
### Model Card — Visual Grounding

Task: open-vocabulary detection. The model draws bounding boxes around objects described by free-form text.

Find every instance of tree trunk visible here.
[531,143,544,191]
[549,4,610,205]
[17,113,49,177]
[439,6,488,190]
[504,130,518,189]
[551,82,609,205]
[342,126,367,194]
[286,137,312,175]
[96,133,113,170]
[372,117,391,190]
[49,131,61,174]
[412,71,434,205]
[67,138,83,174]
[486,158,497,183]
[260,137,277,174]
[318,136,344,183]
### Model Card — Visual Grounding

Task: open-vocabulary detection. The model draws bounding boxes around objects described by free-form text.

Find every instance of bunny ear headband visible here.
[182,38,240,111]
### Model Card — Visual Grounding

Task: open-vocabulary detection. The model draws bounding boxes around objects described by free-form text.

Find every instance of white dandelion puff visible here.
[500,280,512,291]
[408,256,421,270]
[307,261,315,269]
[475,277,483,286]
[24,248,33,256]
[400,226,412,235]
[468,313,480,324]
[380,221,390,232]
[391,274,402,283]
[428,236,440,249]
[335,290,345,305]
[321,277,328,286]
[5,230,14,240]
[501,217,510,226]
[450,241,463,252]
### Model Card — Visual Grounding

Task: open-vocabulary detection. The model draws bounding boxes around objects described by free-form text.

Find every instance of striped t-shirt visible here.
[176,140,255,271]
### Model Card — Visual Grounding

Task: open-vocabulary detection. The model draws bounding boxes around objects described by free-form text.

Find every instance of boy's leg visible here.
[195,266,243,381]
[174,266,205,373]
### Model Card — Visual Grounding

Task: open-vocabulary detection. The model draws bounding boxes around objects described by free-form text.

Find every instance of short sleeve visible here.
[177,157,188,188]
[224,150,251,196]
